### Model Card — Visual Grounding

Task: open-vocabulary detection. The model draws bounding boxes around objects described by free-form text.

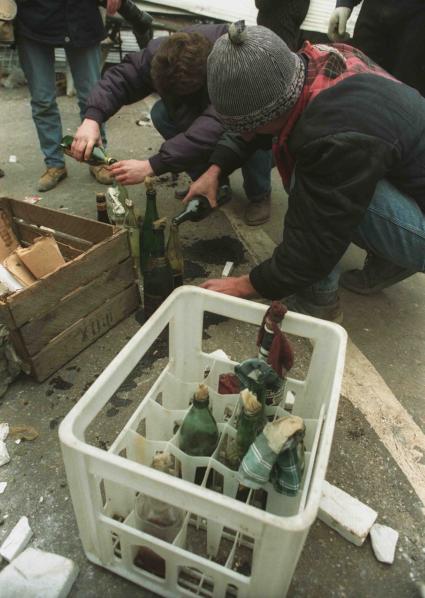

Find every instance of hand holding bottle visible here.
[109,159,154,185]
[200,274,257,299]
[182,164,221,208]
[71,119,102,162]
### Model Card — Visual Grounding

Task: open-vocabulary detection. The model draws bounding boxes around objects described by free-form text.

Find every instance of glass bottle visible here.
[257,302,293,405]
[134,452,184,541]
[172,185,231,226]
[179,384,219,457]
[61,134,129,225]
[142,217,174,320]
[60,135,117,166]
[236,389,264,461]
[95,192,111,224]
[140,176,159,273]
[166,222,184,289]
[105,185,126,226]
[123,197,140,266]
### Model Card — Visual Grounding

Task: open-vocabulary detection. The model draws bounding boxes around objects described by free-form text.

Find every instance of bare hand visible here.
[109,159,154,185]
[200,275,257,299]
[106,0,121,16]
[71,119,102,161]
[183,164,221,207]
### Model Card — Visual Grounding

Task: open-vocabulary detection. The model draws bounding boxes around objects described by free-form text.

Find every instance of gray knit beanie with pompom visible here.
[207,21,305,132]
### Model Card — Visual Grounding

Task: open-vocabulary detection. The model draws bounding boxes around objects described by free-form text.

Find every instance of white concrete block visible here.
[0,441,10,467]
[319,481,378,546]
[0,547,79,598]
[370,523,399,564]
[0,423,9,442]
[0,516,33,561]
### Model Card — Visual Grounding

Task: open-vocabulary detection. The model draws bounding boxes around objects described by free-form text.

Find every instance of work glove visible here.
[328,6,352,42]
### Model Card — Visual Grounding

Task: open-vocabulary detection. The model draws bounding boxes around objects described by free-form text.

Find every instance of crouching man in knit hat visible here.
[185,22,425,322]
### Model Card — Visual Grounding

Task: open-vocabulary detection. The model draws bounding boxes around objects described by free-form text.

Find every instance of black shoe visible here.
[285,288,343,324]
[340,253,415,295]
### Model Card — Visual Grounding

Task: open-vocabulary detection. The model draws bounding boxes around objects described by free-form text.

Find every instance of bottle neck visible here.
[172,197,202,226]
[192,397,210,409]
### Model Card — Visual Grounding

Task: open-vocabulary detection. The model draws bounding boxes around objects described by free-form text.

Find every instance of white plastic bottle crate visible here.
[59,286,347,598]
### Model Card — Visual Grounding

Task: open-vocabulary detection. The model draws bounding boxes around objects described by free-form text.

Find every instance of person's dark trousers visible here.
[256,0,310,51]
[150,99,272,201]
[351,0,425,96]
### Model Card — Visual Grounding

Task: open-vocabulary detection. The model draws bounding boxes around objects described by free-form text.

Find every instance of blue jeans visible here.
[150,100,272,201]
[18,37,106,168]
[314,179,425,293]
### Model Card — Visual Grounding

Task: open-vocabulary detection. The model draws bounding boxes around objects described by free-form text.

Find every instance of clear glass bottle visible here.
[123,197,140,266]
[134,452,183,542]
[166,222,184,288]
[179,384,219,457]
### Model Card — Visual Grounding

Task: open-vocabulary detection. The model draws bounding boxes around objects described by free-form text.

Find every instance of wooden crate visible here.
[0,197,140,382]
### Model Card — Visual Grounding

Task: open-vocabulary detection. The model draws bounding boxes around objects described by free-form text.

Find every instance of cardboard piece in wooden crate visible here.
[16,235,65,279]
[0,208,19,262]
[3,253,36,287]
[0,197,140,381]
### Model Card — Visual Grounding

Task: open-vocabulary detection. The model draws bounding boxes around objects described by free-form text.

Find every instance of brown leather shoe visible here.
[89,165,114,185]
[244,196,271,226]
[37,167,67,192]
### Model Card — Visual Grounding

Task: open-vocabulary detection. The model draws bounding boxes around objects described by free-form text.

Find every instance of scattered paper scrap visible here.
[284,390,296,412]
[370,523,399,564]
[222,261,234,277]
[0,482,7,494]
[319,481,378,546]
[24,195,42,204]
[0,547,79,598]
[0,516,33,561]
[0,441,10,467]
[9,425,39,441]
[8,155,17,163]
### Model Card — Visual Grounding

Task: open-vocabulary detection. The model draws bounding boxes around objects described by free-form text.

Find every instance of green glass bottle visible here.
[142,217,174,320]
[236,389,264,461]
[123,197,140,267]
[61,135,117,166]
[172,184,231,226]
[140,177,159,273]
[179,384,219,457]
[166,222,184,288]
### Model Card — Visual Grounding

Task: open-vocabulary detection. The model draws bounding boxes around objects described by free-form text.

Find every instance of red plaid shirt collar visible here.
[273,42,397,188]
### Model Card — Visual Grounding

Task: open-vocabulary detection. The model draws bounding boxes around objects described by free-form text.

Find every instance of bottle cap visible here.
[151,451,174,474]
[240,388,262,414]
[195,383,209,401]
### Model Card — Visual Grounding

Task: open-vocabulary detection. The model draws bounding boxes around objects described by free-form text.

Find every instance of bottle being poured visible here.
[172,183,231,226]
[60,135,128,225]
